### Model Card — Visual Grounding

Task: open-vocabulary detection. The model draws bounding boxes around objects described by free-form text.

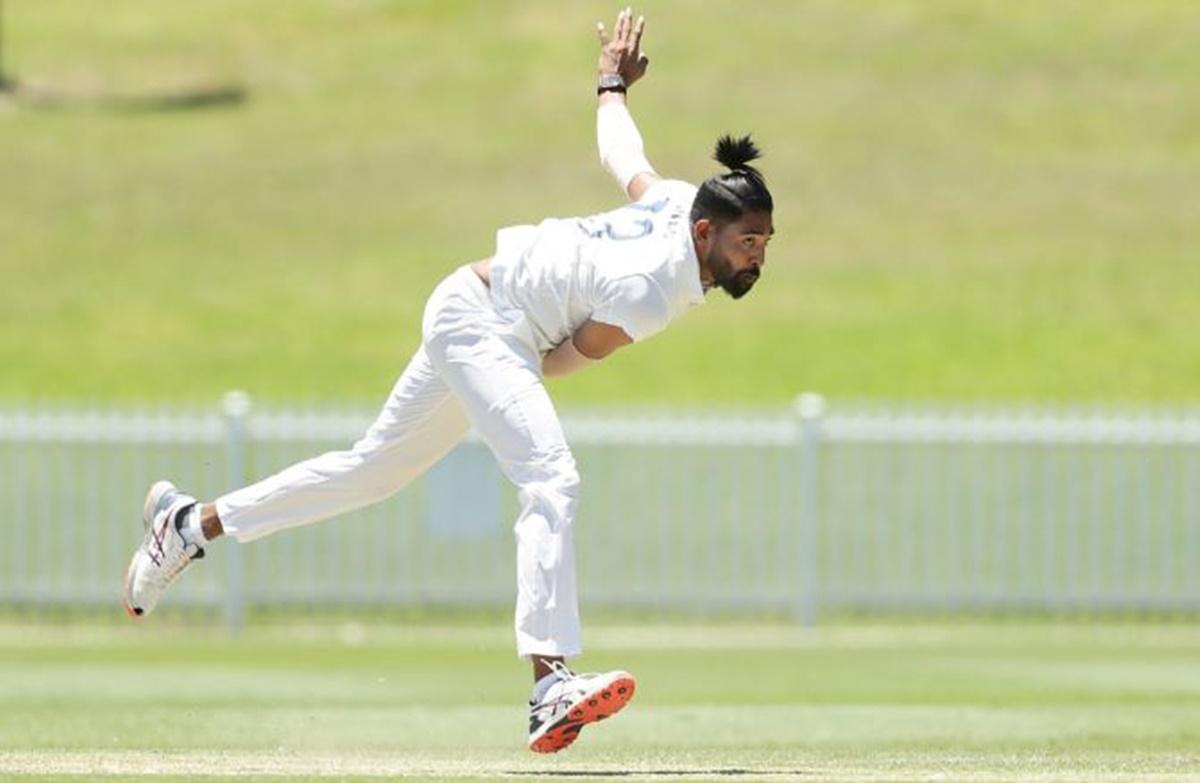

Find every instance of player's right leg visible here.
[214,347,468,542]
[122,345,470,618]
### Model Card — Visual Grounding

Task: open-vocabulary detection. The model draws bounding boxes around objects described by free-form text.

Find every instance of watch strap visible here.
[597,73,627,95]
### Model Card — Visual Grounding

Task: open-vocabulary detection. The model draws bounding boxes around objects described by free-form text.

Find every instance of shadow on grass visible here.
[505,771,804,778]
[2,80,248,112]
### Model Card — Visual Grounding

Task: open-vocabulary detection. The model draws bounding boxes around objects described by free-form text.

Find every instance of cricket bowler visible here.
[122,7,775,753]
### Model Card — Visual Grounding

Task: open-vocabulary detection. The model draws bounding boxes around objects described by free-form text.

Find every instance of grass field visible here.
[2,1,1199,405]
[1,619,1198,782]
[4,7,1198,781]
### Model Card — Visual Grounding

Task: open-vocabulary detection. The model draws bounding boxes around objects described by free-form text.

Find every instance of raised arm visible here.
[596,8,662,202]
[542,9,658,379]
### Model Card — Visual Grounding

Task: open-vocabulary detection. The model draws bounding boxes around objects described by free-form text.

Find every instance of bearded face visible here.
[706,245,761,299]
[701,211,773,300]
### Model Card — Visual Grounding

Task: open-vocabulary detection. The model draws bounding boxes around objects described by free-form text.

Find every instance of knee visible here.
[520,458,580,525]
[340,440,402,500]
[542,457,581,513]
[554,467,581,518]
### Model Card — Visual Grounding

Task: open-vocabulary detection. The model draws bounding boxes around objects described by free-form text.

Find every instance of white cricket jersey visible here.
[487,179,706,353]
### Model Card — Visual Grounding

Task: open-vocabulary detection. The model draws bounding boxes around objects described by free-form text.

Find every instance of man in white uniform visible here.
[122,7,775,754]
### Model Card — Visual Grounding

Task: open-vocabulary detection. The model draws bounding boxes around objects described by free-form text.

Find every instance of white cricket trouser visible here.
[215,266,582,659]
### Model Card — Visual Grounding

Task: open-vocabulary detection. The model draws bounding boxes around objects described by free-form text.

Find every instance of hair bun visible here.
[713,134,764,177]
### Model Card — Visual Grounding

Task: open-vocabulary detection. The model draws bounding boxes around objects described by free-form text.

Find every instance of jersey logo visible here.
[579,197,671,241]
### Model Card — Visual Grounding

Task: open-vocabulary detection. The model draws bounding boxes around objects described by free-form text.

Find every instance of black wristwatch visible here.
[597,73,627,95]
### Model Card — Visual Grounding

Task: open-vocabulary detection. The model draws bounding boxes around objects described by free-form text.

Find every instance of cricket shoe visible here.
[527,662,636,753]
[122,480,204,618]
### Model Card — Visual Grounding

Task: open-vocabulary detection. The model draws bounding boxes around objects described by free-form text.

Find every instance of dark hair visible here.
[690,134,774,226]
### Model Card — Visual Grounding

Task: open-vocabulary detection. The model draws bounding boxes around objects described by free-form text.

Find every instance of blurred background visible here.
[0,1,1198,779]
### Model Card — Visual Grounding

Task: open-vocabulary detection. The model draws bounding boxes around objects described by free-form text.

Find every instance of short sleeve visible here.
[591,275,672,343]
[636,178,696,210]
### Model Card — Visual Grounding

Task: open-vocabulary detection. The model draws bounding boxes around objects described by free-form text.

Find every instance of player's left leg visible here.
[422,268,636,753]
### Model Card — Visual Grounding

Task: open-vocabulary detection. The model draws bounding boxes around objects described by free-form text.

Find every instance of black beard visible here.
[718,267,760,299]
[706,246,760,300]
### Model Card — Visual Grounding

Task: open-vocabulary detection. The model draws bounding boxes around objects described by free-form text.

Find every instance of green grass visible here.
[0,619,1198,781]
[1,1,1199,405]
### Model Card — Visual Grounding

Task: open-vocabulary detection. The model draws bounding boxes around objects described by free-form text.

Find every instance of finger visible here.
[632,15,645,53]
[596,21,609,47]
[613,8,627,43]
[637,51,649,75]
[618,7,632,44]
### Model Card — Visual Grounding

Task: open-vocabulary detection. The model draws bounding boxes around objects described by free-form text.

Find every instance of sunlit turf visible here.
[0,619,1197,781]
[1,1,1199,405]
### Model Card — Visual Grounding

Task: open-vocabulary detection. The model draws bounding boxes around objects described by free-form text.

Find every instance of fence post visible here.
[222,390,251,632]
[795,392,825,627]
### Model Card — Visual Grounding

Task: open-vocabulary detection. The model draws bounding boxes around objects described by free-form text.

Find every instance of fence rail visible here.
[1,394,1197,626]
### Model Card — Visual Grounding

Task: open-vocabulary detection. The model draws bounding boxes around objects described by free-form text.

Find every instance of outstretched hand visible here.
[597,7,648,87]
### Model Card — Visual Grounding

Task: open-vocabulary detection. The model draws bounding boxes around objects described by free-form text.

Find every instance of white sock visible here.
[531,671,559,703]
[176,505,208,548]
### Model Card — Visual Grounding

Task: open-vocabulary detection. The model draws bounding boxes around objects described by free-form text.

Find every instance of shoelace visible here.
[155,545,197,585]
[540,661,602,704]
[548,660,575,681]
[554,660,605,684]
[146,512,197,585]
[530,661,578,715]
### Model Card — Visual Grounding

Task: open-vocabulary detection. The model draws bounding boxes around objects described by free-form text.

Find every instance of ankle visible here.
[177,503,223,547]
[532,655,565,683]
[199,504,224,540]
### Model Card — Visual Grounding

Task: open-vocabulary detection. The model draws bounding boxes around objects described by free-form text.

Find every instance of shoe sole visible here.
[529,672,636,754]
[122,480,180,619]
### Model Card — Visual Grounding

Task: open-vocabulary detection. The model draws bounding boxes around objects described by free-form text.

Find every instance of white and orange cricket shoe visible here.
[121,480,204,618]
[527,662,636,753]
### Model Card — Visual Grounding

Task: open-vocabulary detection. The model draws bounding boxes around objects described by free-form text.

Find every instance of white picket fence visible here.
[1,393,1198,626]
